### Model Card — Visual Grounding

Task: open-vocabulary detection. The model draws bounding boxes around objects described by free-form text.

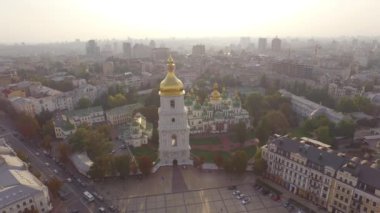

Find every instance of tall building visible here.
[240,37,251,49]
[258,38,267,52]
[122,42,132,58]
[192,44,206,56]
[0,138,52,213]
[271,37,282,51]
[152,47,170,61]
[85,40,100,57]
[158,56,191,166]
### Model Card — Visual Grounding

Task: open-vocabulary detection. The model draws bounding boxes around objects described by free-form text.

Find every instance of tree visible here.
[107,93,127,109]
[314,126,332,144]
[41,135,52,151]
[76,98,92,109]
[41,120,55,137]
[36,110,54,126]
[256,111,290,143]
[138,156,153,175]
[15,150,29,162]
[15,113,40,139]
[88,155,113,180]
[46,177,63,197]
[234,122,247,145]
[0,98,17,116]
[113,154,130,178]
[223,158,234,173]
[231,151,248,174]
[58,143,71,163]
[336,119,356,138]
[253,148,267,175]
[213,153,224,169]
[68,127,89,152]
[337,97,357,113]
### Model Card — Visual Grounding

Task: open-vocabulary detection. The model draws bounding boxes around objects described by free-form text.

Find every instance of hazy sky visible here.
[1,0,380,43]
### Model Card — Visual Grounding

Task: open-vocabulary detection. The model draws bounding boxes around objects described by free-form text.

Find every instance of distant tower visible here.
[271,37,282,51]
[122,42,132,58]
[258,38,267,52]
[86,40,100,57]
[158,56,191,166]
[192,44,206,56]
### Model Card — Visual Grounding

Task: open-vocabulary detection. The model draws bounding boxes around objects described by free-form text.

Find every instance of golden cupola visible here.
[159,56,184,96]
[210,82,222,101]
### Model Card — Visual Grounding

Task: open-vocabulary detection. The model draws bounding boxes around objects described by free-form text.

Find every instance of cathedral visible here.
[158,56,191,166]
[185,83,250,134]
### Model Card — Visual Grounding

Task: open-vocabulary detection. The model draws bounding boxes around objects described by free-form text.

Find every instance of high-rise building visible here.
[258,38,267,52]
[192,44,206,56]
[240,37,251,49]
[152,47,170,61]
[158,57,191,166]
[122,42,132,58]
[271,37,282,51]
[149,40,156,48]
[85,40,100,57]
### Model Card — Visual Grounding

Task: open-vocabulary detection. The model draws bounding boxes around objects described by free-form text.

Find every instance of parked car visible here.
[98,207,106,212]
[227,185,237,190]
[232,190,240,195]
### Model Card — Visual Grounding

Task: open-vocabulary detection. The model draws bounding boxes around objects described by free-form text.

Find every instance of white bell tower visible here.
[158,56,191,166]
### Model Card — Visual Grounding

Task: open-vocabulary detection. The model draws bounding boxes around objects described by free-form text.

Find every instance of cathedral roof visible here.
[159,56,184,96]
[210,83,222,101]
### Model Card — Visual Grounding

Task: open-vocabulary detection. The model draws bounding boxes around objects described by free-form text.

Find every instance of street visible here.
[0,115,112,213]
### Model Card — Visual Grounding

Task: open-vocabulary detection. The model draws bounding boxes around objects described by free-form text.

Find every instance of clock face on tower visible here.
[158,57,191,166]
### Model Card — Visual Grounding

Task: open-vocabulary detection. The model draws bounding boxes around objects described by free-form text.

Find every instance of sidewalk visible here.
[257,177,328,213]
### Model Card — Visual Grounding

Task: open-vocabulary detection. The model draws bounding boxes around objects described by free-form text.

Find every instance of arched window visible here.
[171,135,177,146]
[170,100,175,108]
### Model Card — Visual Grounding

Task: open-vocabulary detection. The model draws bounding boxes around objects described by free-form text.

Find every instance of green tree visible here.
[138,156,153,175]
[253,148,267,175]
[314,126,333,144]
[88,155,113,180]
[232,151,248,174]
[76,98,92,109]
[114,154,130,178]
[68,127,89,152]
[337,97,357,113]
[41,120,55,137]
[256,111,290,143]
[336,120,356,138]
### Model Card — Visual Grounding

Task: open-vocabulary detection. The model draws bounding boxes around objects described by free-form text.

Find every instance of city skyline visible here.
[1,0,380,43]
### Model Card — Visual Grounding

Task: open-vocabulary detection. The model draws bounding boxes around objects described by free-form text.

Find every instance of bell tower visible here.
[158,56,191,166]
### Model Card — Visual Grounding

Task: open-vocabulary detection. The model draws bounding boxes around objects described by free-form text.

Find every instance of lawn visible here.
[228,130,256,143]
[130,145,158,161]
[191,145,257,163]
[190,136,221,145]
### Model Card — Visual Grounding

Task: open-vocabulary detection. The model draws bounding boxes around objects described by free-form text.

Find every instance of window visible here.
[171,118,175,123]
[171,135,177,147]
[170,100,175,108]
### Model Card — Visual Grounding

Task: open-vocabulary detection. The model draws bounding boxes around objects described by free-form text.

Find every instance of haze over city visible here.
[1,0,380,43]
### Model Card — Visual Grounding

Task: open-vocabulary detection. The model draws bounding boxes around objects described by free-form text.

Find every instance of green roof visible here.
[106,103,142,115]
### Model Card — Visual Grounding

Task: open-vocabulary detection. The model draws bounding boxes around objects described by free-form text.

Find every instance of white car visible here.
[53,169,58,174]
[232,190,241,195]
[45,162,50,166]
[67,178,72,183]
[242,199,250,205]
[98,207,106,212]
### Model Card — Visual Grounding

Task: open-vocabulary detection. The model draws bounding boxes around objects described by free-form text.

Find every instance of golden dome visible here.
[210,83,222,101]
[159,56,184,96]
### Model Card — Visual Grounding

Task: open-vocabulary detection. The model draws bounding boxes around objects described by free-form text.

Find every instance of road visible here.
[0,115,114,213]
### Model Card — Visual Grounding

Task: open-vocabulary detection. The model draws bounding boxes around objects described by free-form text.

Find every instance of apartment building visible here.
[105,103,142,126]
[261,135,380,213]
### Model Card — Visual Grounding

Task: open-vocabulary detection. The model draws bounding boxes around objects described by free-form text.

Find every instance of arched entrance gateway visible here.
[172,159,178,166]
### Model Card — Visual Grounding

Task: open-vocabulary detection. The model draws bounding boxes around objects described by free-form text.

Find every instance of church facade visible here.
[158,57,191,166]
[185,83,250,134]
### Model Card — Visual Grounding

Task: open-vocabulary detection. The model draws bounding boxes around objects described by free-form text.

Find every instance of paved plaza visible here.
[114,184,287,213]
[94,167,288,212]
